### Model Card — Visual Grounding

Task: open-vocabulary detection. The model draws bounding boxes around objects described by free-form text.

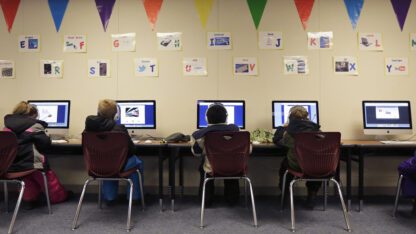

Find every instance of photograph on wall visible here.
[134,58,158,77]
[40,60,63,78]
[18,35,40,52]
[207,32,232,49]
[410,33,416,51]
[0,60,15,79]
[233,57,258,76]
[307,32,333,49]
[385,57,408,76]
[157,32,182,51]
[359,33,383,51]
[283,56,309,75]
[183,58,207,76]
[333,56,358,75]
[88,59,110,78]
[112,33,136,52]
[63,35,87,53]
[258,31,283,49]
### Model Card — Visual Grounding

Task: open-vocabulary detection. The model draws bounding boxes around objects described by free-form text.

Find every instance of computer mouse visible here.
[144,140,152,143]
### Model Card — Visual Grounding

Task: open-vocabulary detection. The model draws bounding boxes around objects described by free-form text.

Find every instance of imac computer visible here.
[27,100,71,137]
[272,101,319,128]
[197,100,245,129]
[362,101,412,135]
[116,100,156,136]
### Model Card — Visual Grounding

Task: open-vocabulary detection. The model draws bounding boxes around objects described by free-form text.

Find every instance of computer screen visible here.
[27,100,70,128]
[272,101,319,128]
[362,101,412,135]
[116,100,156,129]
[197,100,245,129]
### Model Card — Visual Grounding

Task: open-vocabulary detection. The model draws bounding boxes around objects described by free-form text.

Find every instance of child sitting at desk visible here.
[398,154,416,215]
[191,103,240,207]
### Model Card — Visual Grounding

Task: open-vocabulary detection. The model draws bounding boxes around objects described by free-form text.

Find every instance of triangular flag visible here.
[391,0,412,31]
[143,0,163,31]
[48,0,69,32]
[343,0,364,29]
[246,0,267,29]
[195,0,213,28]
[0,0,20,32]
[95,0,116,32]
[294,0,314,30]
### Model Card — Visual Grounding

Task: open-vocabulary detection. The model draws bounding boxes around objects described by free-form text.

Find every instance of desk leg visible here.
[346,148,352,212]
[179,155,184,198]
[169,148,178,212]
[158,148,164,212]
[358,150,364,212]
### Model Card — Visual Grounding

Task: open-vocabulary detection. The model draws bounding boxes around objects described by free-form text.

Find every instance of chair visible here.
[280,132,351,232]
[200,131,257,228]
[392,174,404,217]
[0,131,52,234]
[72,132,145,232]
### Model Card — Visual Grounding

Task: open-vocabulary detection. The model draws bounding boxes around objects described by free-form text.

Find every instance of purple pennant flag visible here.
[391,0,412,31]
[95,0,116,32]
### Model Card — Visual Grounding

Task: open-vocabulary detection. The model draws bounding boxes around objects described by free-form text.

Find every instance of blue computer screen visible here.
[272,101,319,128]
[197,100,245,129]
[363,101,411,129]
[116,101,156,129]
[28,101,70,128]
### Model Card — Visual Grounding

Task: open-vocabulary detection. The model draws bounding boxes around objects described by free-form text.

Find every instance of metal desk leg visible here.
[158,148,165,212]
[346,148,352,212]
[179,155,184,198]
[169,148,178,212]
[358,150,364,212]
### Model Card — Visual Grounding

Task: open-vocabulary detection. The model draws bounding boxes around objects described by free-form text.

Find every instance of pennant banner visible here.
[95,0,116,32]
[247,0,267,29]
[195,0,213,28]
[48,0,69,32]
[391,0,411,31]
[143,0,163,30]
[0,0,20,32]
[343,0,364,29]
[294,0,314,30]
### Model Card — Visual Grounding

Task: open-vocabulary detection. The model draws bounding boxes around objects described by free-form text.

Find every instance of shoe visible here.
[22,201,37,210]
[304,192,317,210]
[65,190,75,201]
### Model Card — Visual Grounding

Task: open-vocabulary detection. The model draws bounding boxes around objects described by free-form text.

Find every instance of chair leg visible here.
[244,180,248,208]
[126,179,133,232]
[289,180,297,232]
[4,182,8,213]
[245,177,258,227]
[8,181,25,234]
[200,178,210,229]
[72,179,91,230]
[281,170,288,210]
[98,180,102,209]
[137,170,145,211]
[41,172,52,214]
[393,175,403,218]
[331,178,351,232]
[323,180,328,211]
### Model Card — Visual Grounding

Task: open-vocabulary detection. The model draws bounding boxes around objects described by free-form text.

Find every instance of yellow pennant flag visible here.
[195,0,213,28]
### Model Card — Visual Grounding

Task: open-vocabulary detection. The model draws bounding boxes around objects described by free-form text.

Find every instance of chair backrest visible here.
[0,131,18,177]
[204,131,250,176]
[294,132,341,178]
[82,132,129,178]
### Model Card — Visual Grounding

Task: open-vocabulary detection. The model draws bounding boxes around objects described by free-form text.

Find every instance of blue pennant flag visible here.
[343,0,364,29]
[48,0,69,32]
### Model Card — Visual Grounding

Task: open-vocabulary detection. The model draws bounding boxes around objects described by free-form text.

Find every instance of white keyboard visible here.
[51,139,68,144]
[380,141,416,145]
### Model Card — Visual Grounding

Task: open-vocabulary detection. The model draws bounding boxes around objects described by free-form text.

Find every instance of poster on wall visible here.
[0,60,15,79]
[88,59,110,78]
[207,32,232,49]
[333,56,358,75]
[258,31,283,49]
[385,57,408,76]
[18,35,40,52]
[233,57,258,76]
[358,33,383,51]
[157,32,182,50]
[307,32,333,49]
[410,33,416,51]
[40,60,63,78]
[112,33,136,52]
[183,58,207,76]
[283,56,309,75]
[134,58,158,77]
[63,35,87,53]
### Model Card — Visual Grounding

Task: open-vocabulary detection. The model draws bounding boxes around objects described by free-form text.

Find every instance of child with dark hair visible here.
[191,103,240,207]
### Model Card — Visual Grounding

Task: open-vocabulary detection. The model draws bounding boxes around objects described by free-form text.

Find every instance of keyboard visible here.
[51,139,68,144]
[380,141,416,145]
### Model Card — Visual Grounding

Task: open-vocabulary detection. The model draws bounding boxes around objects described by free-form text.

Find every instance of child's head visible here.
[288,105,309,121]
[13,101,39,119]
[97,99,118,120]
[206,103,228,124]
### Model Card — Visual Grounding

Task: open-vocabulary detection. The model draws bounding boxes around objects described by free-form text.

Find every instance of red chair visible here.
[280,132,351,232]
[0,131,52,234]
[200,131,257,228]
[72,132,145,232]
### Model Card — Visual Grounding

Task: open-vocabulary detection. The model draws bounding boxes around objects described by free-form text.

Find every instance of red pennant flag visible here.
[0,0,21,32]
[294,0,315,30]
[143,0,163,30]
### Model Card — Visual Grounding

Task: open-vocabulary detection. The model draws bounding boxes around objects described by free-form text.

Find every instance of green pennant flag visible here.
[247,0,268,29]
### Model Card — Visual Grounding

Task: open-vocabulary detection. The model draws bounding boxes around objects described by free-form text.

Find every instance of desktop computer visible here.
[272,101,319,128]
[197,100,245,129]
[116,100,156,137]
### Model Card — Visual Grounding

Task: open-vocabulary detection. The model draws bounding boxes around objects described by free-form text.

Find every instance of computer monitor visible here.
[272,101,319,128]
[27,100,70,135]
[362,101,412,135]
[116,100,156,131]
[197,100,245,129]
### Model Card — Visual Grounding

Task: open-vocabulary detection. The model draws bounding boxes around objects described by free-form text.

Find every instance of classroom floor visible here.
[0,195,415,234]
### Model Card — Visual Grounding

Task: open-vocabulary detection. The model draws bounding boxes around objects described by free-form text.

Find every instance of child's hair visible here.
[206,103,228,124]
[12,101,38,118]
[288,105,309,121]
[97,99,118,120]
